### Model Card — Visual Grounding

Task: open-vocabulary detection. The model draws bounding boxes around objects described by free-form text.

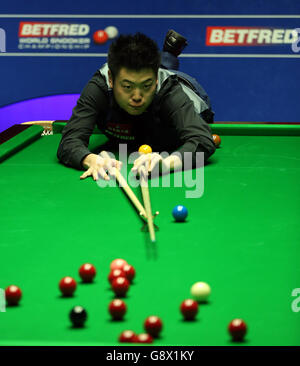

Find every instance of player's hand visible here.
[80,153,122,181]
[131,153,183,177]
[131,153,166,177]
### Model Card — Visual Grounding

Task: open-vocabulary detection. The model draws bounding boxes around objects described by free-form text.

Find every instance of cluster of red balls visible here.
[107,259,163,344]
[107,259,134,320]
[108,258,135,298]
[119,315,163,344]
[58,263,97,297]
[58,259,136,298]
[57,259,135,298]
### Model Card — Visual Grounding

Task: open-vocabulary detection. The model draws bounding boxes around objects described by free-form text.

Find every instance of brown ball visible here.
[212,134,221,147]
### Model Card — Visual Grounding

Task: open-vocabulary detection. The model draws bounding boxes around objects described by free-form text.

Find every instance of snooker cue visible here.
[100,151,147,220]
[139,165,156,243]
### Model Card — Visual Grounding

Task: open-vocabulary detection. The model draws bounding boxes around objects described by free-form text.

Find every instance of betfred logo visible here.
[206,27,298,46]
[19,22,90,37]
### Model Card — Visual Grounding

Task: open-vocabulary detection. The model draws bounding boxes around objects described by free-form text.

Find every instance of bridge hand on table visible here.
[131,153,164,177]
[131,153,183,177]
[80,153,122,181]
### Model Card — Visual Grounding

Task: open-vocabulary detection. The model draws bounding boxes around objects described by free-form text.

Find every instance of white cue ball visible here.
[190,282,211,302]
[105,26,119,39]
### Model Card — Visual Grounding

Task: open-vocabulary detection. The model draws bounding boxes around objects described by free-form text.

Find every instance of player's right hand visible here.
[80,153,122,181]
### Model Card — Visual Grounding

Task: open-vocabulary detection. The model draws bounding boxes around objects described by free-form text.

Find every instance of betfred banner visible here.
[0,16,299,54]
[18,22,90,37]
[17,22,92,50]
[15,21,119,51]
[206,26,299,46]
[18,22,92,50]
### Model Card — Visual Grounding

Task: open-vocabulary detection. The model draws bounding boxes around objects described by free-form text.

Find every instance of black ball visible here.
[69,306,87,327]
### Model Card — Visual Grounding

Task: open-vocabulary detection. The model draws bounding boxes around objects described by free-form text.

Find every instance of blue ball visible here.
[172,205,188,222]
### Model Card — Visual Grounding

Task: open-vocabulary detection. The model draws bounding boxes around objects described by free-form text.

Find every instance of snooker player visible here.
[57,30,216,181]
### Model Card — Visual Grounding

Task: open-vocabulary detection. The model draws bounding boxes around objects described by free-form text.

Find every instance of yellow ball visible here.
[190,282,211,302]
[138,144,152,154]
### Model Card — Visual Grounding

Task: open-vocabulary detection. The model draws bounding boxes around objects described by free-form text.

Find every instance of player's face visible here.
[109,68,158,115]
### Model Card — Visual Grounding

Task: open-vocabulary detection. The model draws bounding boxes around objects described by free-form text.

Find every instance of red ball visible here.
[79,263,96,283]
[123,264,136,282]
[180,299,199,320]
[109,299,127,320]
[108,269,126,284]
[59,277,77,297]
[119,330,137,343]
[144,316,163,338]
[212,134,221,147]
[111,277,130,297]
[135,333,153,343]
[5,285,22,306]
[228,319,247,341]
[110,258,127,271]
[93,30,108,44]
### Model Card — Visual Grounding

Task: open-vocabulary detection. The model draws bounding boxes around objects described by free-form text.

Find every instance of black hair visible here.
[108,33,161,80]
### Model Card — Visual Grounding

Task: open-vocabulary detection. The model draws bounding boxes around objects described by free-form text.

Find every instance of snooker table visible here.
[0,121,300,347]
